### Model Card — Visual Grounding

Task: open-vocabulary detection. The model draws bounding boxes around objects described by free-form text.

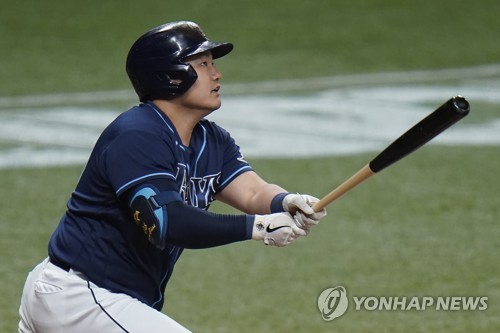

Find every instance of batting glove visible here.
[252,213,307,247]
[282,194,327,230]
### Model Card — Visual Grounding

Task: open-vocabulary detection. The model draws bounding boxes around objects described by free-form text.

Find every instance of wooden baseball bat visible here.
[312,96,470,212]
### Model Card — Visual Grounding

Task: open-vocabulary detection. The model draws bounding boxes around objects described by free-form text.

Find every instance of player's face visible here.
[179,52,223,113]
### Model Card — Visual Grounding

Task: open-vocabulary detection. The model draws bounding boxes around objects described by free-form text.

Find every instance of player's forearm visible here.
[215,171,288,214]
[243,183,287,214]
[165,201,253,249]
[217,182,287,214]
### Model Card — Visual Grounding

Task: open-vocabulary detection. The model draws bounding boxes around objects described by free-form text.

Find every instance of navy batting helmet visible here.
[126,21,233,101]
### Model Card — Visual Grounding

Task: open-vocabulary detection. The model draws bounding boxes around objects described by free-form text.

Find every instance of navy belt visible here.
[49,257,71,272]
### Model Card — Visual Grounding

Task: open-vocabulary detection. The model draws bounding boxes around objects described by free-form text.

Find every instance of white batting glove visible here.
[252,213,307,247]
[282,194,327,230]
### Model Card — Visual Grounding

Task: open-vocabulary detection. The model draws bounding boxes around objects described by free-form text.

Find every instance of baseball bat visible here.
[312,95,470,212]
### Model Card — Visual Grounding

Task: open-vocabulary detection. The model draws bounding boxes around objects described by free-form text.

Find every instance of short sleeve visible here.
[103,130,178,196]
[216,126,253,191]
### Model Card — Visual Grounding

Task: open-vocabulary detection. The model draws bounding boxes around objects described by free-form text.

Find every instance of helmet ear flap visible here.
[157,64,198,89]
[159,64,198,100]
[134,64,198,102]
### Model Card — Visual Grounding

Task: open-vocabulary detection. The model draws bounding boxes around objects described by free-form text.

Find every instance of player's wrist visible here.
[270,192,289,213]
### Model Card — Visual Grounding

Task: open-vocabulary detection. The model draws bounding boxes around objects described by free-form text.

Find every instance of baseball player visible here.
[18,21,327,333]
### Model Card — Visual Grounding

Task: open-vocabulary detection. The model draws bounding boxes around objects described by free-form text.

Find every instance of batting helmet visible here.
[126,21,233,101]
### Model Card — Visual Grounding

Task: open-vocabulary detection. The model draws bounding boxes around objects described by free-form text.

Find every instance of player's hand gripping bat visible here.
[312,96,470,212]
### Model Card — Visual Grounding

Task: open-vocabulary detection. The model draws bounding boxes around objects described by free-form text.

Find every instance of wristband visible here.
[270,192,289,213]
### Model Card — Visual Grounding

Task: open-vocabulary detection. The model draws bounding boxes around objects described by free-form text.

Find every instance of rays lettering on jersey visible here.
[175,163,221,209]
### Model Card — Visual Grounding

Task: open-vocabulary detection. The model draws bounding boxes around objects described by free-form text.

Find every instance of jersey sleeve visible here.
[102,130,178,196]
[215,124,253,192]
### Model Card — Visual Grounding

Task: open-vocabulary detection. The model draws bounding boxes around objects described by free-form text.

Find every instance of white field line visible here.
[1,64,500,108]
[0,65,499,168]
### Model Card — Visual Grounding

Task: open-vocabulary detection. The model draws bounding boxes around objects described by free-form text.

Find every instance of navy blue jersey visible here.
[48,101,252,310]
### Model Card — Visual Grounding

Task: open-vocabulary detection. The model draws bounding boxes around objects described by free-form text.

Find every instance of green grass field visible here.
[1,148,499,332]
[1,0,500,332]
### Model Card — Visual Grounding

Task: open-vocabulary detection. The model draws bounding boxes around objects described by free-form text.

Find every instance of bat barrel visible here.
[369,96,470,173]
[312,96,469,211]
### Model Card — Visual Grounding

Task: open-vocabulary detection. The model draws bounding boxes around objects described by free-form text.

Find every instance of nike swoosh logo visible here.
[266,225,290,233]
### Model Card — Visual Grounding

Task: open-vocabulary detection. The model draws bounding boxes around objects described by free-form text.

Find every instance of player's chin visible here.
[200,101,222,115]
[209,96,222,110]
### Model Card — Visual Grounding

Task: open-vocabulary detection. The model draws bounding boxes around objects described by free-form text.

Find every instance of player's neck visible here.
[152,100,205,146]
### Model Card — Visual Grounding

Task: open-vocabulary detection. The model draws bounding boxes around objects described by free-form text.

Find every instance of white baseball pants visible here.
[18,258,192,333]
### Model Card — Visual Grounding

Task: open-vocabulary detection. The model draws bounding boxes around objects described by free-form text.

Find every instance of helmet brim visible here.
[181,41,233,60]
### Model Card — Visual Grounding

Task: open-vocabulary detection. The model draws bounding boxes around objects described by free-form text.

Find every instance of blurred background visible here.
[2,0,499,95]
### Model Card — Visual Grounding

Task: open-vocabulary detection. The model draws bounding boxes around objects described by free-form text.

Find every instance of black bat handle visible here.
[369,96,470,173]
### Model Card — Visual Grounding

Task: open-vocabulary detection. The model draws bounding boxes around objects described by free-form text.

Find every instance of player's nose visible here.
[212,65,222,80]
